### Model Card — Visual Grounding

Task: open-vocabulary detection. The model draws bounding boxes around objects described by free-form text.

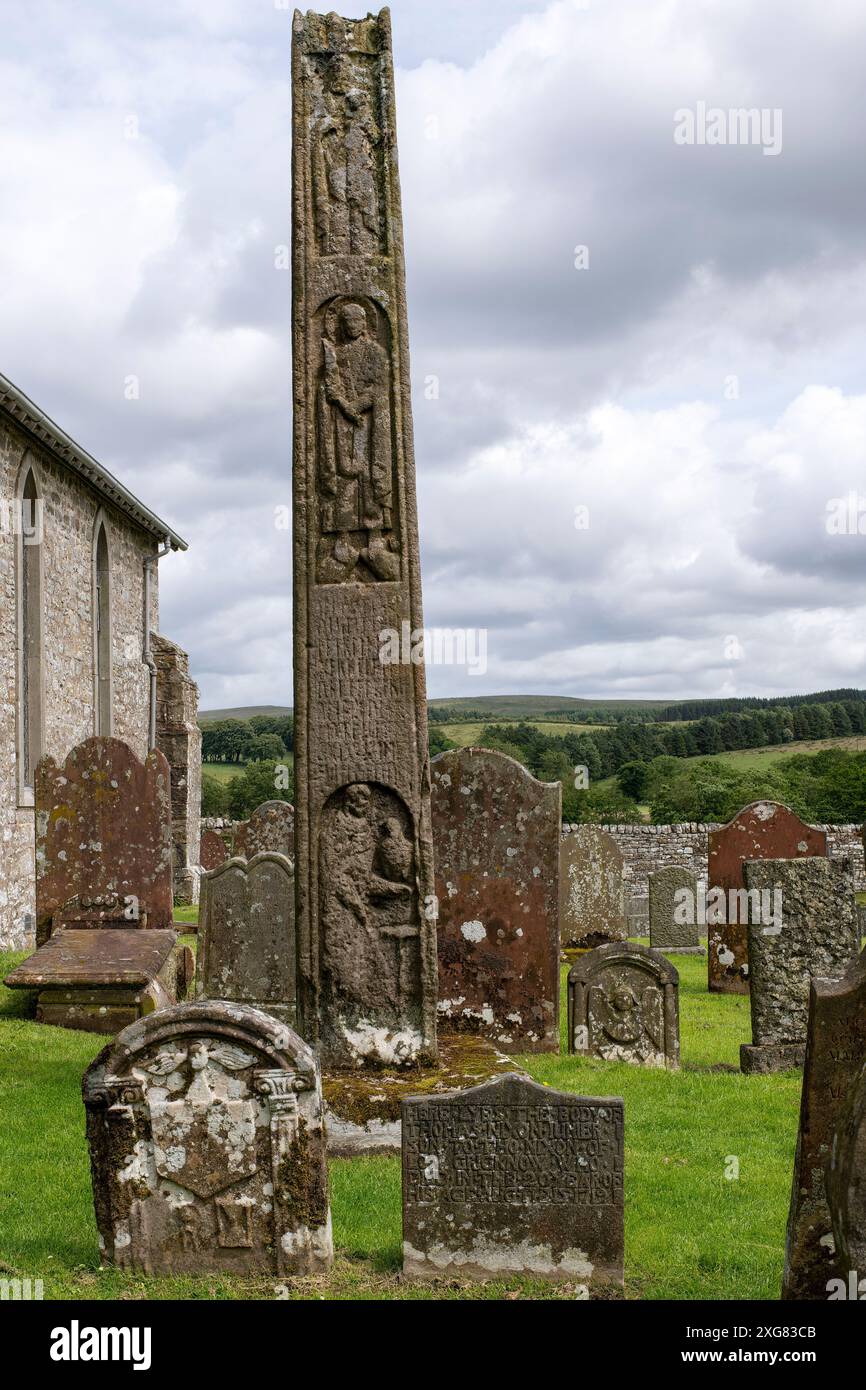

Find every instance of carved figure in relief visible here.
[588,982,665,1064]
[313,55,382,257]
[317,299,398,583]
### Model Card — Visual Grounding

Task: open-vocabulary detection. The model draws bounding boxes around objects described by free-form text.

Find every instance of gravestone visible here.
[827,1056,866,1294]
[568,942,680,1069]
[292,9,438,1067]
[648,866,704,955]
[200,829,229,872]
[782,948,866,1299]
[234,801,295,861]
[431,748,560,1053]
[707,801,826,994]
[82,1000,332,1276]
[560,827,627,948]
[35,737,174,943]
[740,858,859,1074]
[402,1073,624,1291]
[197,853,296,1025]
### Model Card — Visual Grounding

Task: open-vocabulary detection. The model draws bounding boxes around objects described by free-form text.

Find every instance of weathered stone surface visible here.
[82,1000,333,1276]
[560,827,628,947]
[740,858,859,1074]
[827,1056,866,1290]
[4,928,193,1033]
[568,942,680,1069]
[233,801,295,860]
[199,829,229,872]
[707,801,827,995]
[35,736,174,943]
[152,633,201,905]
[648,865,704,954]
[198,852,296,1026]
[292,10,437,1068]
[431,748,560,1053]
[782,948,866,1299]
[402,1073,624,1290]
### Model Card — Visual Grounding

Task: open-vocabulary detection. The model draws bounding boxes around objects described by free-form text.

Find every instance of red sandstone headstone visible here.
[200,829,230,872]
[431,748,561,1053]
[234,801,295,861]
[707,801,827,994]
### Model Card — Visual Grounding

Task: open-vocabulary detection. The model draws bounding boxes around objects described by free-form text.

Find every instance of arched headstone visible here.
[560,827,627,947]
[233,801,295,860]
[198,853,296,1026]
[568,942,680,1069]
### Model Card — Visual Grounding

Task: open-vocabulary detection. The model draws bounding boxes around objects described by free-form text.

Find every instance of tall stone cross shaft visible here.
[291,8,438,1068]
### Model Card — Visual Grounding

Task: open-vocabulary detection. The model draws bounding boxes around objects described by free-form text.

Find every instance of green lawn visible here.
[0,947,799,1301]
[441,720,608,747]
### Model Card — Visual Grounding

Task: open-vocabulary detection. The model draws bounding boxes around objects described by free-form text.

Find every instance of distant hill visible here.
[199,705,292,724]
[200,695,684,725]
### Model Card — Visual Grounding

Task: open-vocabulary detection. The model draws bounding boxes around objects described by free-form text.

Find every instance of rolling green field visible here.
[693,735,866,772]
[441,720,606,746]
[0,945,801,1301]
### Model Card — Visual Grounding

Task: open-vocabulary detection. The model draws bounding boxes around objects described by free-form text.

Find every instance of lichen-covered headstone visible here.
[431,748,560,1053]
[233,801,294,861]
[568,942,680,1069]
[559,827,627,947]
[199,829,229,872]
[740,858,859,1074]
[292,10,438,1067]
[35,737,174,943]
[198,853,296,1026]
[402,1073,624,1291]
[82,1000,332,1276]
[782,949,866,1299]
[827,1056,866,1294]
[707,801,827,995]
[648,866,704,955]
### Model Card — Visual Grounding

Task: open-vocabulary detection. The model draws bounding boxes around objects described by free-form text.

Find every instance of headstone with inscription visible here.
[568,942,680,1069]
[292,9,438,1068]
[707,801,827,995]
[82,1000,333,1276]
[782,948,866,1299]
[560,827,628,948]
[648,866,704,955]
[740,858,859,1074]
[402,1073,624,1290]
[234,801,295,861]
[199,829,230,872]
[431,748,560,1053]
[197,853,297,1025]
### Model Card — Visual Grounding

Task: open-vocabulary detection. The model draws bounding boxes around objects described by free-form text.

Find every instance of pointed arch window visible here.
[93,515,112,735]
[17,464,43,801]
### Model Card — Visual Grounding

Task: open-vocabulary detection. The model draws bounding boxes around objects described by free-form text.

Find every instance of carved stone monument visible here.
[197,853,297,1026]
[200,829,229,872]
[234,801,295,860]
[648,865,704,955]
[82,1000,333,1276]
[568,943,680,1069]
[292,9,437,1068]
[402,1073,624,1291]
[782,949,866,1299]
[560,827,627,948]
[431,748,560,1053]
[707,801,827,995]
[827,1056,866,1294]
[740,858,859,1074]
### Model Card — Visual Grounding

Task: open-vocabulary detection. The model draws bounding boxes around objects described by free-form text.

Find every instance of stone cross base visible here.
[740,1041,807,1074]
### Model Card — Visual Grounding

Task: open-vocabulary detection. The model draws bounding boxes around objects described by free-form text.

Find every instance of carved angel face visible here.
[611,987,638,1015]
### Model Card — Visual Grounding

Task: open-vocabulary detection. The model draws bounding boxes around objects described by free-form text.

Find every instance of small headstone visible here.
[568,942,680,1069]
[200,829,229,872]
[402,1073,624,1291]
[82,1000,332,1276]
[431,748,561,1053]
[560,827,627,947]
[35,737,174,943]
[648,866,704,955]
[233,801,295,861]
[198,853,296,1026]
[782,948,866,1299]
[707,801,827,994]
[740,858,860,1074]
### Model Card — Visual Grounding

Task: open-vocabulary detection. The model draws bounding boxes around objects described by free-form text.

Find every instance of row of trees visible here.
[656,688,866,723]
[201,760,294,820]
[201,715,294,765]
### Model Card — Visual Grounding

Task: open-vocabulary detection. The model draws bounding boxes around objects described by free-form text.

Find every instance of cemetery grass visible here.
[0,948,800,1301]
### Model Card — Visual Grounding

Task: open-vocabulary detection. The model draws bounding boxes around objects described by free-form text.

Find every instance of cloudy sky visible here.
[2,0,866,709]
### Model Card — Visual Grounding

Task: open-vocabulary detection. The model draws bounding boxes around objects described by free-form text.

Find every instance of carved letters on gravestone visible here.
[568,943,680,1069]
[431,748,561,1053]
[292,10,437,1068]
[34,737,174,943]
[707,801,827,995]
[559,827,627,948]
[402,1073,624,1291]
[782,949,866,1299]
[197,853,297,1026]
[740,858,859,1074]
[648,866,704,955]
[82,1001,333,1277]
[233,801,295,861]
